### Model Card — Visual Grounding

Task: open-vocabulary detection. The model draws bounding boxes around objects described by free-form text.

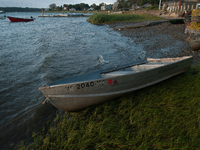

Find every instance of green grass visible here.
[143,6,159,10]
[87,13,164,25]
[16,64,200,149]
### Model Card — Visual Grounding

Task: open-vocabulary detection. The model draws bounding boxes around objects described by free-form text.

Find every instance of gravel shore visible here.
[109,21,200,65]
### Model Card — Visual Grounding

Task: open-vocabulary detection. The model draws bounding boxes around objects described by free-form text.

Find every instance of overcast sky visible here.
[1,0,117,8]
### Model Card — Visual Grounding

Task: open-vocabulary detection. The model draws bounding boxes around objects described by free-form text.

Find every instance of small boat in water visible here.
[0,15,6,19]
[0,10,5,14]
[7,16,34,22]
[39,56,193,112]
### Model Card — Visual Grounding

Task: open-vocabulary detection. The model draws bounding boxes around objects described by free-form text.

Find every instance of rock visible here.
[186,36,191,43]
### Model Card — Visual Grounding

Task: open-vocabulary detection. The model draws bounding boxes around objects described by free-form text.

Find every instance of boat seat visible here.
[130,64,165,72]
[101,71,136,78]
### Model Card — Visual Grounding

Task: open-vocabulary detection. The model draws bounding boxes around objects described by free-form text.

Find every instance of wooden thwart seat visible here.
[101,71,135,78]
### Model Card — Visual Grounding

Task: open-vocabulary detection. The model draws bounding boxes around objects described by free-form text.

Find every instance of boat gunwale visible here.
[39,56,193,90]
[47,67,190,98]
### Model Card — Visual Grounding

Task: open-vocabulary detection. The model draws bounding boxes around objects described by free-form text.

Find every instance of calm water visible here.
[0,12,146,148]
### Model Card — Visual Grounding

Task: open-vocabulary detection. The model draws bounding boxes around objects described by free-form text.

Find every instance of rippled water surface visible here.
[0,12,145,148]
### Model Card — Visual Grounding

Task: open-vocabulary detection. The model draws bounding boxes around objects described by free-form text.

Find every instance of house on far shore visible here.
[113,2,119,10]
[101,4,112,10]
[69,8,76,11]
[162,0,200,11]
[131,4,141,10]
[88,8,94,11]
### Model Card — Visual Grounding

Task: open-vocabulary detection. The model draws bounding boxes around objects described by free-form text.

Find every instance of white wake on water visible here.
[97,54,109,65]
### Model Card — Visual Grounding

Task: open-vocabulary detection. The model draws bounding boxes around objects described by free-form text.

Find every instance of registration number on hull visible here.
[76,79,118,90]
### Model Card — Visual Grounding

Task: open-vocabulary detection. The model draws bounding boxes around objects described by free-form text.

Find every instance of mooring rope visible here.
[0,101,44,130]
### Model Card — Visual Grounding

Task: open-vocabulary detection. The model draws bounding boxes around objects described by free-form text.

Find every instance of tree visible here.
[56,5,63,11]
[91,3,97,9]
[95,5,101,10]
[80,3,89,10]
[91,3,102,10]
[49,3,56,10]
[63,4,68,7]
[68,4,73,9]
[74,4,81,10]
[99,3,105,7]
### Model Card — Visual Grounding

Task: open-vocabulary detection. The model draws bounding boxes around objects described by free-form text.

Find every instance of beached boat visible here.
[39,56,193,112]
[169,19,184,24]
[189,35,200,50]
[7,16,34,22]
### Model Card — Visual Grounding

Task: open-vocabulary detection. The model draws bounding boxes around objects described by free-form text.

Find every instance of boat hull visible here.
[39,56,193,112]
[169,19,184,24]
[8,16,34,22]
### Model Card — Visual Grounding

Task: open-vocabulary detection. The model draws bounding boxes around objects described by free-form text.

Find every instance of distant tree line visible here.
[90,3,109,10]
[49,4,63,11]
[63,3,90,11]
[0,7,42,12]
[48,0,167,11]
[49,3,108,11]
[117,0,168,8]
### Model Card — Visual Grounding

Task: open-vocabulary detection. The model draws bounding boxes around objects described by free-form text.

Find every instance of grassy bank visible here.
[17,64,200,149]
[87,13,164,25]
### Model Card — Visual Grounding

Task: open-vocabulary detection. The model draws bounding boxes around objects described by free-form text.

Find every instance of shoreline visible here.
[108,21,200,65]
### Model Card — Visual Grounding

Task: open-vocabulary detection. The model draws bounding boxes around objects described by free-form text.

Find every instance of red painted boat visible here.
[7,16,34,22]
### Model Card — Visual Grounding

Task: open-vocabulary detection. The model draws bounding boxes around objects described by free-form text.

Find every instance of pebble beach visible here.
[109,21,200,65]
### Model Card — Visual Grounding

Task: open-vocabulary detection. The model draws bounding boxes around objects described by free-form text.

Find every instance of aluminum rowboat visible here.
[39,56,193,112]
